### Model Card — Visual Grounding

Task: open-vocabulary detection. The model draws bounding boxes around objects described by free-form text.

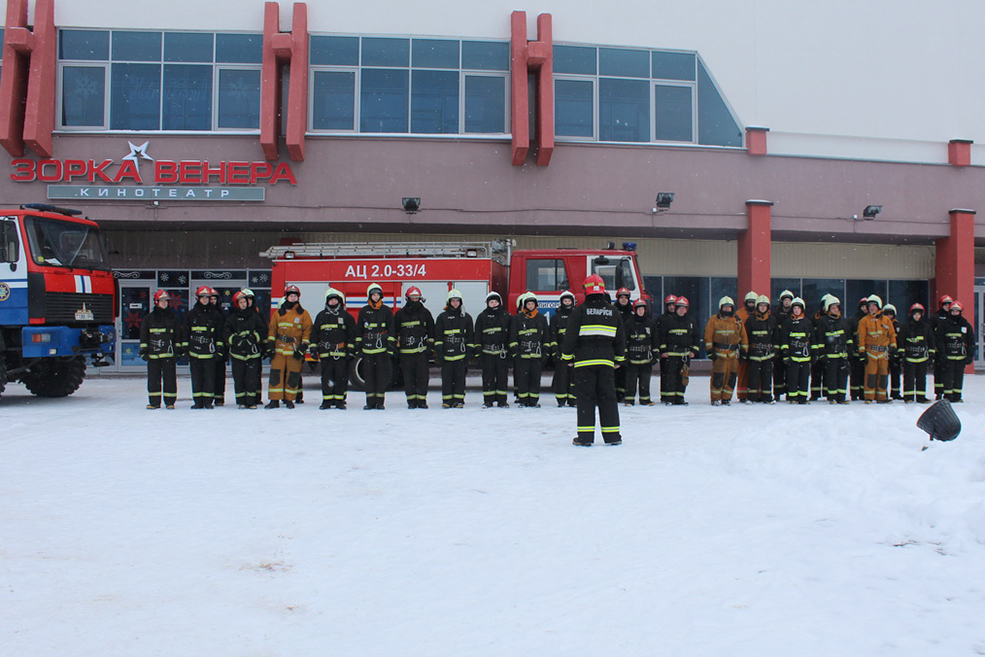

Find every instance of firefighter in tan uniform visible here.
[735,290,758,401]
[265,285,313,408]
[856,294,897,403]
[704,296,748,405]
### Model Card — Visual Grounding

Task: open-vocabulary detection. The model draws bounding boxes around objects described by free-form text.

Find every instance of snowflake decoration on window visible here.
[72,73,100,99]
[160,272,170,282]
[178,275,187,284]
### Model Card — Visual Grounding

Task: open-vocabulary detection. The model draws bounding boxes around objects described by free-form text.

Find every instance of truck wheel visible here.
[349,356,366,391]
[23,357,87,398]
[0,357,7,400]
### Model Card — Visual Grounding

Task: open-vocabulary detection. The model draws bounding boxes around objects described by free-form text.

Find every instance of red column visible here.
[738,200,773,299]
[745,126,769,157]
[948,139,973,167]
[510,11,554,166]
[935,209,976,372]
[260,2,309,162]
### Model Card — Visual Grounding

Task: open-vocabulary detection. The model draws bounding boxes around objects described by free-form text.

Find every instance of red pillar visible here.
[745,126,769,157]
[260,2,309,162]
[510,11,554,166]
[948,139,973,167]
[738,200,773,299]
[935,209,976,372]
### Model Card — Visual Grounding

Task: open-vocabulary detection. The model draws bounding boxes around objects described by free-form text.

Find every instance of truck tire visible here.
[349,356,366,391]
[0,357,7,400]
[23,356,87,398]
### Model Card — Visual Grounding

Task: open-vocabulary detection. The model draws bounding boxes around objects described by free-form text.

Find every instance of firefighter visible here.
[551,290,577,407]
[613,287,634,401]
[882,304,903,400]
[562,274,626,446]
[655,294,677,404]
[778,297,813,404]
[139,290,182,409]
[624,298,657,405]
[356,283,395,410]
[856,294,897,403]
[474,291,512,408]
[434,288,473,408]
[744,294,777,404]
[394,286,434,409]
[849,296,870,400]
[813,295,852,404]
[934,300,974,403]
[223,289,267,409]
[311,287,357,410]
[704,296,747,405]
[208,288,228,406]
[510,292,551,407]
[772,290,795,401]
[658,296,700,406]
[184,286,223,409]
[264,285,312,409]
[929,294,953,399]
[810,294,834,401]
[735,290,758,401]
[898,303,935,403]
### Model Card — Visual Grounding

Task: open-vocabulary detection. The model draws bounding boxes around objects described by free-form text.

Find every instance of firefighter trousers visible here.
[659,356,671,402]
[810,359,825,400]
[902,360,929,402]
[624,363,652,403]
[575,365,621,444]
[214,357,227,403]
[745,359,773,402]
[514,357,542,406]
[480,352,510,406]
[552,357,575,405]
[614,366,627,402]
[710,355,739,402]
[441,359,467,405]
[362,352,391,407]
[822,358,849,402]
[231,357,261,407]
[268,353,303,402]
[147,358,177,407]
[401,353,430,404]
[863,353,890,402]
[939,359,966,402]
[850,356,866,400]
[320,356,349,405]
[889,358,902,398]
[736,360,749,401]
[786,359,811,401]
[933,359,947,399]
[773,358,787,401]
[189,357,216,407]
[663,356,688,402]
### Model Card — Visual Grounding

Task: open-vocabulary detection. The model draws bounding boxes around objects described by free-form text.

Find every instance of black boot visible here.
[264,400,279,409]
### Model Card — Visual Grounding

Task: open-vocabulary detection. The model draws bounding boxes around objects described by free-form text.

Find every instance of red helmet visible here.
[209,288,219,297]
[405,286,423,299]
[616,287,631,299]
[664,294,677,305]
[232,290,247,305]
[153,290,171,303]
[675,296,689,308]
[909,303,925,314]
[859,297,869,307]
[633,298,648,310]
[939,294,954,306]
[950,300,964,312]
[584,274,606,295]
[285,285,301,297]
[195,286,211,298]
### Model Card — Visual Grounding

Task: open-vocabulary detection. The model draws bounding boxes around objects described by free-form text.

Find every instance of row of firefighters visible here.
[138,282,975,411]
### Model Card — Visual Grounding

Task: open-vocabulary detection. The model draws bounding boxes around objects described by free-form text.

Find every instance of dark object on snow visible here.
[917,399,961,442]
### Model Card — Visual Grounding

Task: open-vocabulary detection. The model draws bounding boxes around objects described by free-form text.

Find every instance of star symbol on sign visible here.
[122,141,154,165]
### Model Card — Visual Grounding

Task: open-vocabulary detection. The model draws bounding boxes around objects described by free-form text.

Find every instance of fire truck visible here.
[260,239,646,385]
[0,204,116,401]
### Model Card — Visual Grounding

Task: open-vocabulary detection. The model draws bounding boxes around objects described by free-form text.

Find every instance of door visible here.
[117,281,152,371]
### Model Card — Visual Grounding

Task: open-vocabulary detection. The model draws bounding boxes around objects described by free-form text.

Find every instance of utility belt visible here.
[482,344,508,358]
[713,342,738,352]
[276,333,296,343]
[519,340,542,357]
[867,344,888,353]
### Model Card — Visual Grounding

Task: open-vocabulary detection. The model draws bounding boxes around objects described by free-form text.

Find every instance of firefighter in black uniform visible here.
[779,297,813,404]
[898,303,935,403]
[813,295,853,404]
[655,294,677,403]
[744,295,777,403]
[140,289,182,409]
[772,290,794,401]
[849,296,869,400]
[882,304,903,400]
[929,294,953,399]
[474,291,512,408]
[356,283,396,410]
[311,287,357,409]
[394,286,434,409]
[510,292,551,407]
[223,289,267,409]
[562,275,626,446]
[434,288,474,408]
[613,287,633,401]
[184,286,223,409]
[658,296,700,405]
[624,298,657,405]
[935,300,975,403]
[809,295,833,401]
[551,290,577,407]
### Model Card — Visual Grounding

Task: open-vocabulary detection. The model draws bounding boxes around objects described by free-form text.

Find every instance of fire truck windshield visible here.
[592,257,636,292]
[23,216,110,271]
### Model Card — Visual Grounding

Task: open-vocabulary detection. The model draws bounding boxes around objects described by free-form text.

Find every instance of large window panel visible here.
[461,41,509,71]
[554,45,596,75]
[164,32,214,63]
[599,78,649,142]
[60,29,109,60]
[697,60,742,147]
[411,70,458,134]
[802,279,846,310]
[652,51,695,81]
[888,280,929,311]
[654,84,693,142]
[217,68,261,129]
[110,63,161,130]
[412,39,459,69]
[310,35,359,66]
[112,31,162,62]
[361,38,409,67]
[311,70,356,130]
[162,64,212,130]
[555,78,594,138]
[599,48,649,78]
[464,75,506,133]
[215,34,263,64]
[360,68,408,133]
[62,65,106,127]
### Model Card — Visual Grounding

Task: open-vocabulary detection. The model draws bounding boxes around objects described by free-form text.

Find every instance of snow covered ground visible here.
[3,373,985,657]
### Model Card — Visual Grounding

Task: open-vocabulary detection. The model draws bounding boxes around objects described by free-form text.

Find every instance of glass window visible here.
[411,70,458,134]
[653,51,695,81]
[60,29,109,61]
[164,32,214,63]
[554,45,596,75]
[599,48,649,78]
[412,39,459,69]
[888,280,929,312]
[464,75,505,133]
[217,68,260,129]
[361,37,409,67]
[360,68,408,132]
[110,63,161,130]
[312,70,356,130]
[23,216,109,270]
[526,259,569,291]
[310,35,359,66]
[599,78,649,142]
[162,64,212,130]
[215,34,263,64]
[801,279,845,312]
[643,276,663,303]
[112,31,162,62]
[697,60,742,147]
[654,84,692,141]
[771,278,801,304]
[62,66,106,127]
[590,257,635,292]
[461,41,509,71]
[711,277,737,310]
[846,280,888,311]
[555,79,594,138]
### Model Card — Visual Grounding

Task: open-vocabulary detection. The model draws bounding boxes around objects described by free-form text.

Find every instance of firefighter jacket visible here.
[312,305,357,359]
[139,306,182,360]
[268,300,313,359]
[474,305,512,356]
[857,312,897,359]
[356,302,395,355]
[935,314,975,365]
[184,302,223,360]
[897,318,936,364]
[510,309,551,360]
[615,300,634,326]
[704,313,747,360]
[850,310,868,359]
[223,306,267,362]
[434,306,474,362]
[813,313,853,359]
[928,307,950,333]
[744,310,777,362]
[394,300,435,356]
[625,314,658,365]
[658,313,700,358]
[560,293,626,368]
[550,305,575,359]
[778,315,814,363]
[653,310,675,350]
